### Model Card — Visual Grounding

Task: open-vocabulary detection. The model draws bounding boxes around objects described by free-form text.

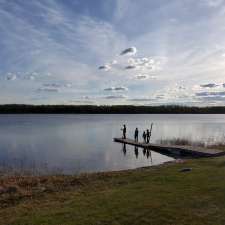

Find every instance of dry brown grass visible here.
[0,170,136,208]
[157,138,225,150]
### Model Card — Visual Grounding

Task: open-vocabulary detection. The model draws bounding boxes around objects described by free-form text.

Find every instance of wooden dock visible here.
[114,138,225,158]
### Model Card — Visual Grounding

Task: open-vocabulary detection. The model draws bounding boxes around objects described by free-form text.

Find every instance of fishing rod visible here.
[149,123,153,143]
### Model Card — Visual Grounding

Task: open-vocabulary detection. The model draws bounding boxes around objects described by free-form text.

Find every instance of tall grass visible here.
[157,137,225,150]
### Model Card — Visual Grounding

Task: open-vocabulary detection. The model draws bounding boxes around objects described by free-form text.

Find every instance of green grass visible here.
[1,157,225,225]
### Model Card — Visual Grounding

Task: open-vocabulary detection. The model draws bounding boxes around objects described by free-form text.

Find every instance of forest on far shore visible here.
[0,104,225,114]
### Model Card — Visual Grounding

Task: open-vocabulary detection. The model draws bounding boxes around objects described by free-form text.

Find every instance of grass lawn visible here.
[1,157,225,225]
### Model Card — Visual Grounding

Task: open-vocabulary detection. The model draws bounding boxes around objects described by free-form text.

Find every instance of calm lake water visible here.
[0,114,225,175]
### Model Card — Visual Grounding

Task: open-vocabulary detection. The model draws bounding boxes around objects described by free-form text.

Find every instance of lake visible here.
[0,114,224,175]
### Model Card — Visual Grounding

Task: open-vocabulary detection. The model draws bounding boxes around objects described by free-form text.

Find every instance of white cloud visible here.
[200,83,219,88]
[196,91,225,97]
[42,83,72,89]
[201,0,224,7]
[195,90,225,103]
[43,83,62,88]
[128,97,153,102]
[104,86,128,91]
[114,86,128,91]
[105,95,127,99]
[98,60,118,71]
[135,74,156,80]
[37,87,59,93]
[103,87,114,91]
[125,57,161,73]
[25,75,35,81]
[136,74,148,80]
[120,47,137,56]
[125,65,136,70]
[6,74,17,81]
[111,60,118,65]
[98,65,111,71]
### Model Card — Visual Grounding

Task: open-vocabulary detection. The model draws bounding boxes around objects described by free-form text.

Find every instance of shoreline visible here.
[0,159,185,209]
[2,156,225,224]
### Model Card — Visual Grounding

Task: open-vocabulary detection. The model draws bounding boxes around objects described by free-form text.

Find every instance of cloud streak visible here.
[105,95,127,99]
[6,74,17,81]
[98,65,111,71]
[37,88,59,93]
[200,83,219,88]
[104,86,128,91]
[196,91,225,97]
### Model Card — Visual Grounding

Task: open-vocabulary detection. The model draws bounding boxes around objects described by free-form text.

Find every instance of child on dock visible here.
[142,131,146,143]
[121,124,126,139]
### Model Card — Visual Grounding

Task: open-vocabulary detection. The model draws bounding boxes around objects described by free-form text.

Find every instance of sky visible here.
[1,0,225,105]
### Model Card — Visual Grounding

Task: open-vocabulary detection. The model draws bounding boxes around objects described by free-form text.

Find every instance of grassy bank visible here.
[1,157,225,225]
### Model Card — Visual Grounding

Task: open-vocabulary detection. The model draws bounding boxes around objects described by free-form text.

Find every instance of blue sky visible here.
[1,0,225,105]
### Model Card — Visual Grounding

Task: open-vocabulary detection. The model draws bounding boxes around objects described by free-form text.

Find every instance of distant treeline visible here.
[0,104,225,114]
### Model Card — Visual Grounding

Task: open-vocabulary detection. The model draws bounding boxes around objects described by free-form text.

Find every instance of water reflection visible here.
[122,144,126,156]
[134,146,139,158]
[146,149,153,165]
[143,148,146,156]
[0,114,224,175]
[121,144,153,165]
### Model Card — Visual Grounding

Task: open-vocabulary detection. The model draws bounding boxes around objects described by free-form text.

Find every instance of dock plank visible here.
[114,138,225,158]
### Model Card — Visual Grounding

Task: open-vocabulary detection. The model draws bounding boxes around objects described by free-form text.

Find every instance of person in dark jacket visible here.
[134,128,139,142]
[142,131,146,143]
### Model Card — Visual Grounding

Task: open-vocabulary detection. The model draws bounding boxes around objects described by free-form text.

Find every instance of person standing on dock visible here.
[142,131,146,143]
[134,128,139,142]
[121,124,126,139]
